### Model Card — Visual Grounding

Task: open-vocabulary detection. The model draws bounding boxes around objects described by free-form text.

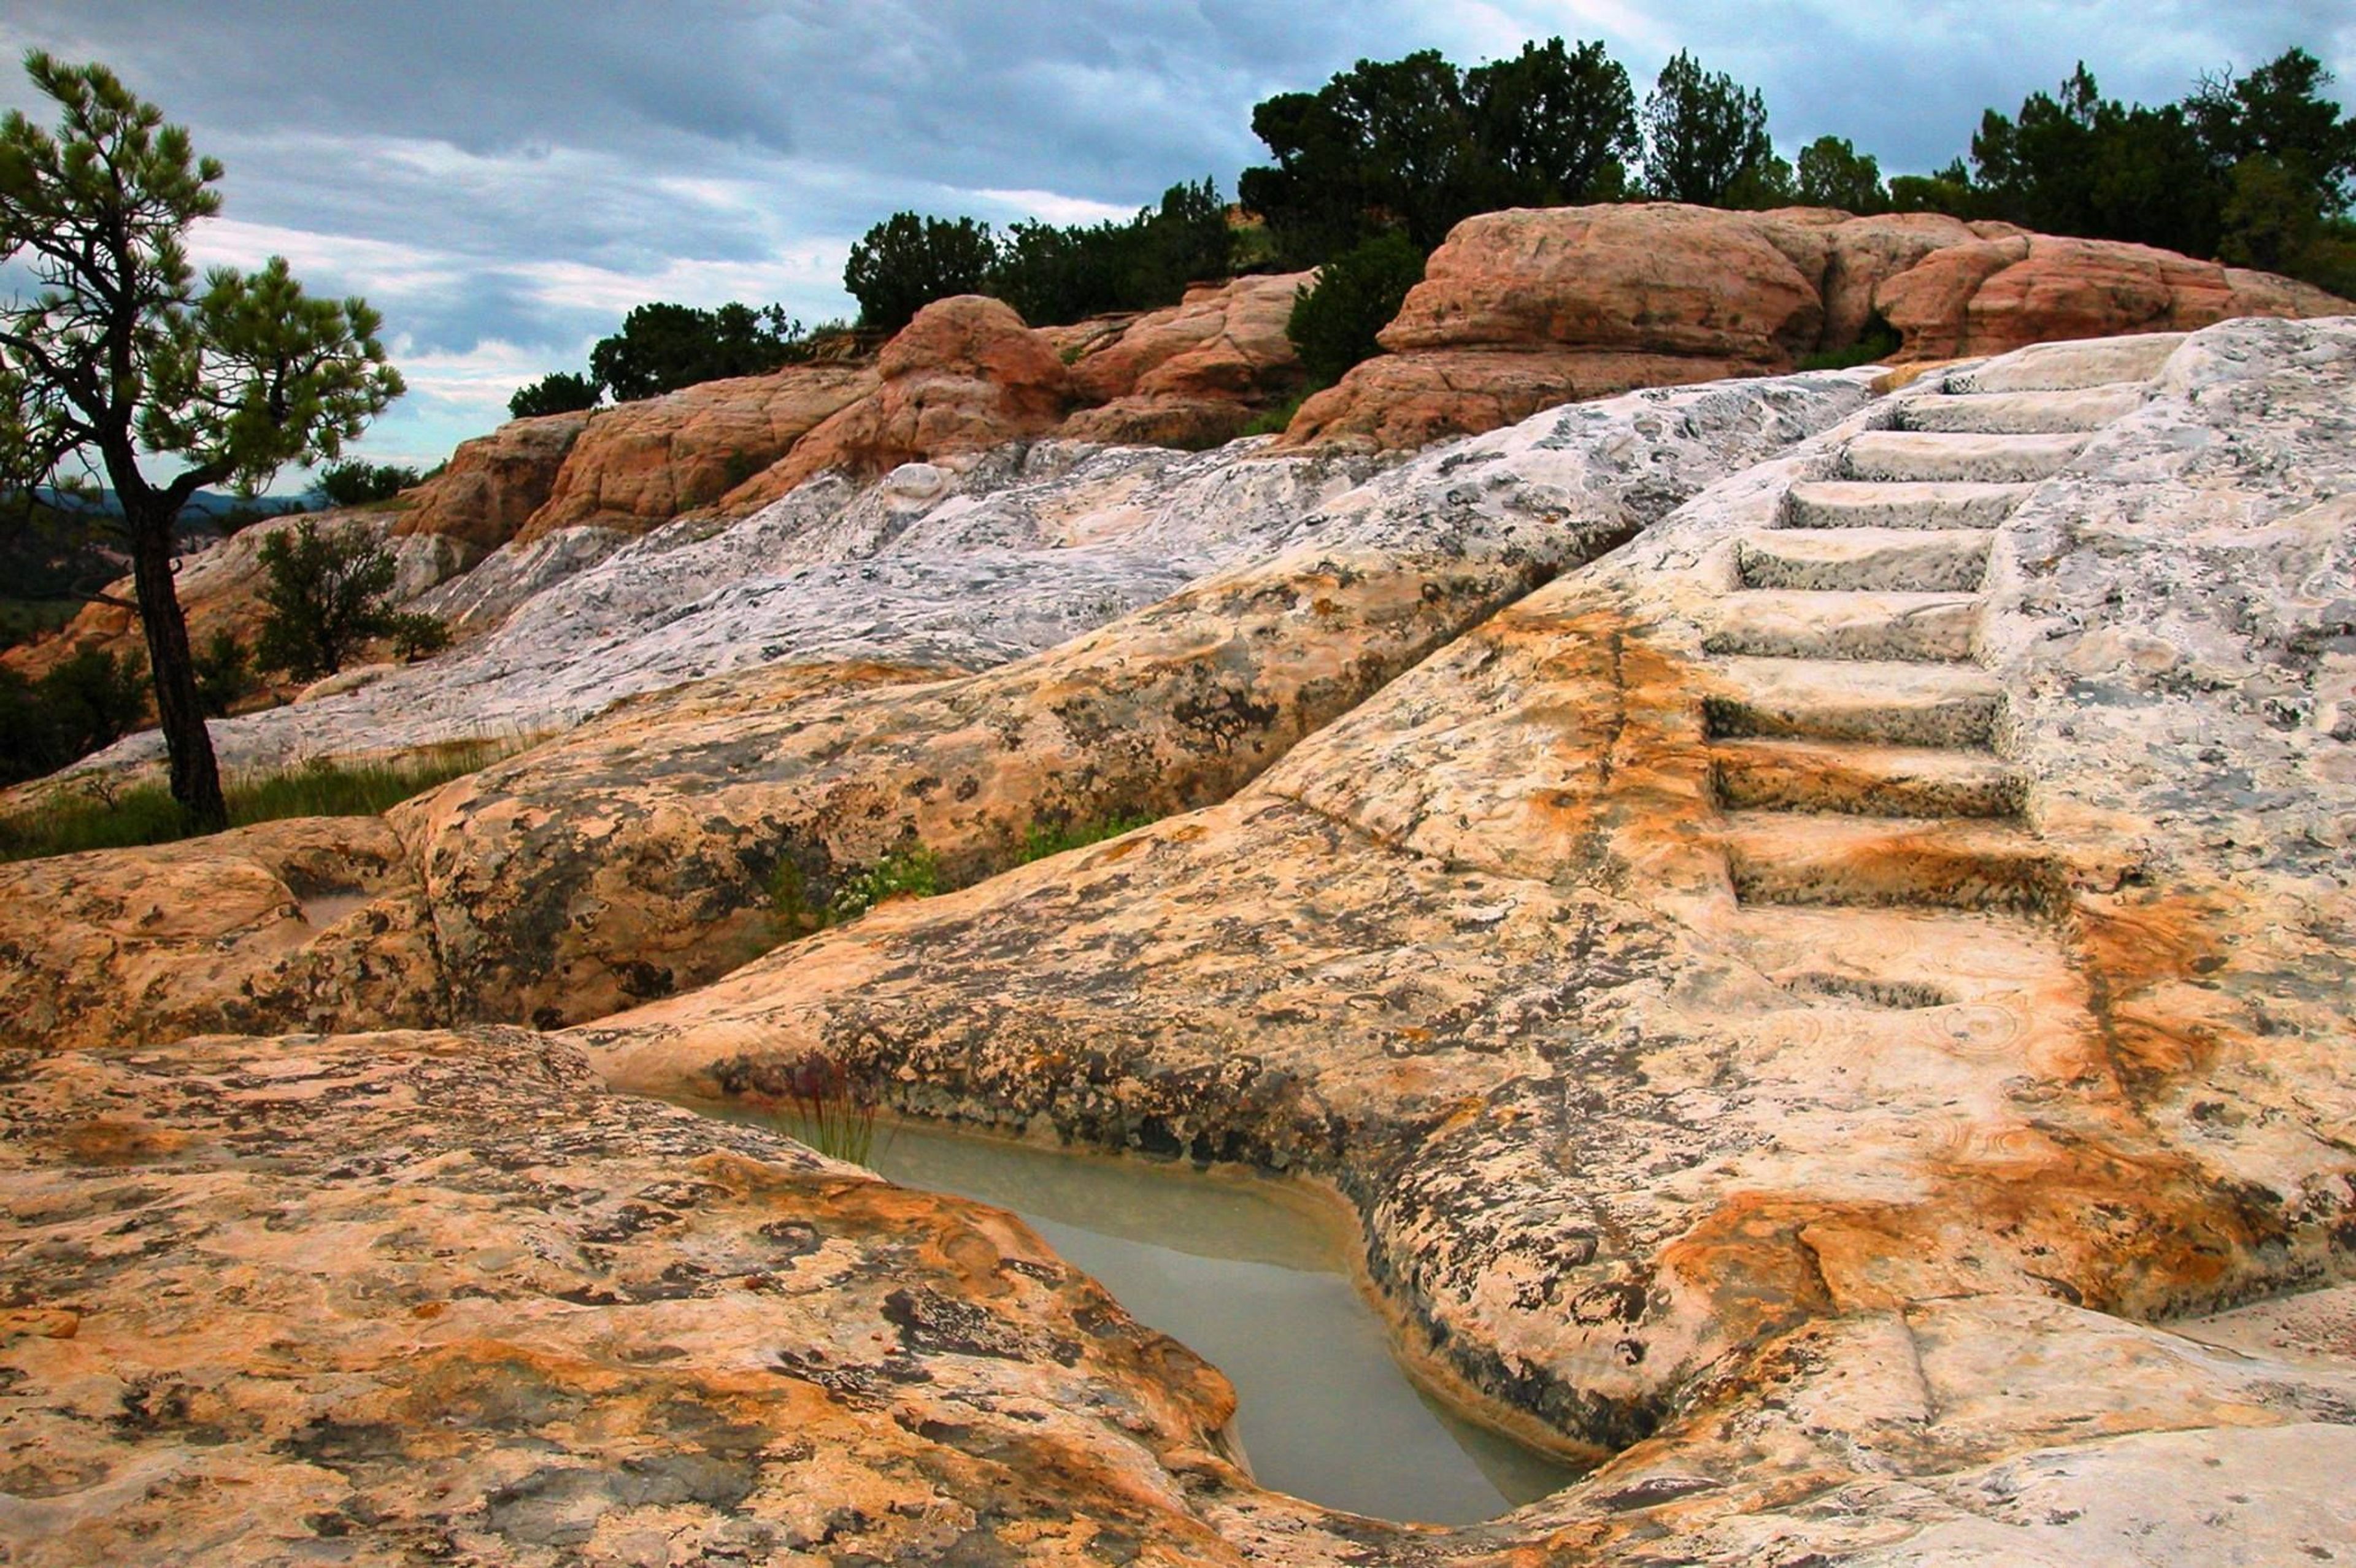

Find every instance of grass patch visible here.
[0,741,510,863]
[1020,812,1156,863]
[1797,315,1901,373]
[824,844,943,923]
[1239,383,1323,439]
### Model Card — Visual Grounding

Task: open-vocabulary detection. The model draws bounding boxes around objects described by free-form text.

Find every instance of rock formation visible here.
[1282,202,2348,450]
[5,318,2355,1566]
[1057,273,1311,447]
[391,409,591,551]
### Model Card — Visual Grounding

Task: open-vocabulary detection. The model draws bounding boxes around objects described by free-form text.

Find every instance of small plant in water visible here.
[774,1050,879,1166]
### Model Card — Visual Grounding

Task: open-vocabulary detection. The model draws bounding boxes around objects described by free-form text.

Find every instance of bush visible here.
[1796,311,1903,372]
[193,629,256,717]
[826,844,942,922]
[507,371,602,419]
[0,645,148,785]
[313,459,422,509]
[387,612,451,662]
[1286,233,1427,385]
[1020,812,1156,863]
[588,301,813,402]
[255,520,401,681]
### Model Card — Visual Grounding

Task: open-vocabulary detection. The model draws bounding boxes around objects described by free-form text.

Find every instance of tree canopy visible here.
[508,370,601,419]
[843,214,1000,334]
[1641,50,1779,207]
[0,52,402,825]
[588,301,809,401]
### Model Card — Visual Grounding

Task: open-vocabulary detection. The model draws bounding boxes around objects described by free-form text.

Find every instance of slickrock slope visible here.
[512,364,876,544]
[576,319,2356,1554]
[392,409,591,551]
[1285,202,2348,450]
[7,320,2354,1567]
[0,374,1869,1045]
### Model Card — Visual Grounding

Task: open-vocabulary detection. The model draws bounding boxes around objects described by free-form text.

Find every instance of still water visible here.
[808,1116,1580,1524]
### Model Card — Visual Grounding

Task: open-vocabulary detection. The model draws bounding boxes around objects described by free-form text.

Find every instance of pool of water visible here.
[717,1108,1581,1524]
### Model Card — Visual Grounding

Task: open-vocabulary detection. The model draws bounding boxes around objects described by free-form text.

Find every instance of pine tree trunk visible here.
[125,502,227,831]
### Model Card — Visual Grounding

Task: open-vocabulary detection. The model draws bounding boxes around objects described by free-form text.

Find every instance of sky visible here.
[1,1,2348,490]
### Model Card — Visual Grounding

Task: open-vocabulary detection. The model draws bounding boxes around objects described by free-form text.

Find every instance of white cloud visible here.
[971,187,1140,225]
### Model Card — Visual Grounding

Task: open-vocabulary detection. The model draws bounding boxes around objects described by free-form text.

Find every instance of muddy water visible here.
[859,1118,1579,1524]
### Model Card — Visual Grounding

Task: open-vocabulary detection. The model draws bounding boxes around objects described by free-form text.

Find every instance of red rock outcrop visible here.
[742,296,1072,500]
[1284,202,2347,451]
[1056,272,1310,447]
[391,410,590,551]
[511,364,875,544]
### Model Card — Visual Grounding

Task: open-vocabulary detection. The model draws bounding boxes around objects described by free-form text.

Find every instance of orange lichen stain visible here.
[2071,890,2238,1089]
[1658,1194,1847,1345]
[54,1118,193,1166]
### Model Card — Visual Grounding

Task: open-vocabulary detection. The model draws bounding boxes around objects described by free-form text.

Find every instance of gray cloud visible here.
[0,0,2345,475]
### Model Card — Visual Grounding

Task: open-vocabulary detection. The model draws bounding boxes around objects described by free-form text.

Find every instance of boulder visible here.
[514,363,874,544]
[392,409,590,551]
[1057,273,1311,447]
[1285,202,2347,452]
[1876,232,2352,358]
[747,296,1072,497]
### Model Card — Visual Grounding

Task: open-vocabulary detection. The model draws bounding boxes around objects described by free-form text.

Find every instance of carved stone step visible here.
[1784,480,2033,531]
[1705,657,2006,748]
[1712,737,2025,818]
[1703,591,1979,664]
[1948,332,2184,393]
[1721,812,2066,915]
[1736,528,1993,594]
[1897,383,2144,435]
[1841,431,2086,485]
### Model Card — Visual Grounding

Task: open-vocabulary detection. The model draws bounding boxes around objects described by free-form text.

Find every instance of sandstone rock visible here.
[392,409,590,551]
[578,320,2356,1470]
[3,374,1867,1041]
[1057,274,1311,447]
[1285,202,2347,453]
[0,1029,1265,1567]
[0,815,445,1052]
[1874,232,2349,359]
[750,296,1072,496]
[514,364,875,544]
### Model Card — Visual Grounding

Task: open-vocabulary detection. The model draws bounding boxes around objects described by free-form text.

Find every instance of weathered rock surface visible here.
[514,364,876,544]
[392,409,591,551]
[748,296,1074,500]
[0,1029,1283,1567]
[1285,202,2347,451]
[7,321,2355,1566]
[576,319,2356,1542]
[1058,274,1311,448]
[6,374,1869,1043]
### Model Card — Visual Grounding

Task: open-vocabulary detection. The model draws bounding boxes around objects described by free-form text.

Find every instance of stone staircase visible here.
[1693,336,2180,1014]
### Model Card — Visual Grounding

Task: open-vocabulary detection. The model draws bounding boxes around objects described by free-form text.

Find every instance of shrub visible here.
[193,629,256,717]
[313,459,422,509]
[256,520,404,681]
[826,844,942,922]
[767,1049,880,1166]
[508,371,602,419]
[0,646,150,785]
[387,612,451,662]
[1286,233,1426,385]
[1021,812,1157,863]
[1796,311,1903,372]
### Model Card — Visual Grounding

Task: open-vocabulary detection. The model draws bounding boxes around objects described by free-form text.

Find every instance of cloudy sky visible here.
[2,1,2347,487]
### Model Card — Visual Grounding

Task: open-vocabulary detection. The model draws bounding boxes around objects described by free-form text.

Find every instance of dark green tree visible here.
[0,53,402,828]
[1796,135,1888,212]
[844,213,999,333]
[1465,37,1639,207]
[1641,50,1777,207]
[254,519,404,681]
[507,370,602,419]
[312,458,420,508]
[192,628,253,717]
[1285,232,1426,385]
[589,301,804,401]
